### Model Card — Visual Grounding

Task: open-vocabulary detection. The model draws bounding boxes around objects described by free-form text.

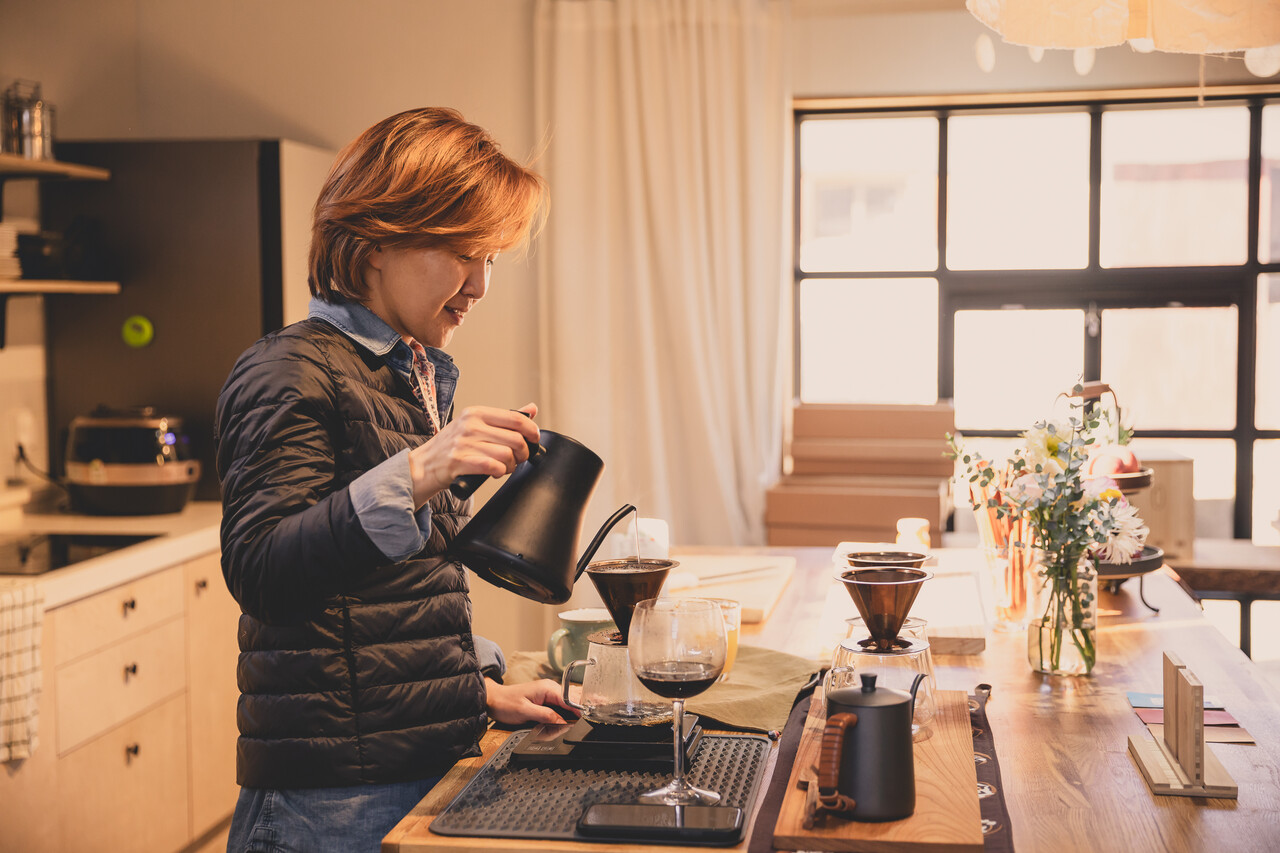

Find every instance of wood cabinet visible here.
[0,550,240,853]
[185,553,241,839]
[56,694,190,853]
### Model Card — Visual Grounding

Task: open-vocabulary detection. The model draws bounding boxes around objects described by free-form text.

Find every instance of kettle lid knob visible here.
[860,673,878,692]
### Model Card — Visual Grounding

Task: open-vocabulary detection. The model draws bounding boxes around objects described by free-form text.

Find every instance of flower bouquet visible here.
[949,385,1149,675]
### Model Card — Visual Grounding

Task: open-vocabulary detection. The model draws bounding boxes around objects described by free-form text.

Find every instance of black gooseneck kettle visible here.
[447,429,637,604]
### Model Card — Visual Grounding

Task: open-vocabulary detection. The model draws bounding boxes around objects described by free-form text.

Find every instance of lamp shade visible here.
[967,0,1280,54]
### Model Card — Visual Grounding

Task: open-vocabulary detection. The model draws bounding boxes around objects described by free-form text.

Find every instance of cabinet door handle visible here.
[195,578,209,594]
[122,597,137,616]
[124,662,138,682]
[125,743,140,764]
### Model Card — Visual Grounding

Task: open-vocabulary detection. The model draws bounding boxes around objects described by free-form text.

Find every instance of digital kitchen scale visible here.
[508,714,703,770]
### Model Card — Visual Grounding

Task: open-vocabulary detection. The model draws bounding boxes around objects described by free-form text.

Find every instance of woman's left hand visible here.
[483,677,580,726]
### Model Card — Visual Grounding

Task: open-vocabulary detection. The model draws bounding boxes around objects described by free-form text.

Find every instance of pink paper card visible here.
[1134,708,1239,726]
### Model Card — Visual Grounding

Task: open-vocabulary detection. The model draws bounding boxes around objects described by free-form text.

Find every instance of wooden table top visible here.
[1166,538,1280,596]
[384,545,1280,853]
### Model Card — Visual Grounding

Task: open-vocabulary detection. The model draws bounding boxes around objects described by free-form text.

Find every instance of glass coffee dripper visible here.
[829,622,938,738]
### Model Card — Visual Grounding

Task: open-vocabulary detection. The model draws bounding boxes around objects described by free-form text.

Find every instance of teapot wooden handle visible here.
[817,712,858,794]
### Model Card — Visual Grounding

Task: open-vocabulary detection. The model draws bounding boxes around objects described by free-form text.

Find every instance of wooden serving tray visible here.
[772,688,983,853]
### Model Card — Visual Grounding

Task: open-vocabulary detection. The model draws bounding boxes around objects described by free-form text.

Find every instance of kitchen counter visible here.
[0,496,222,608]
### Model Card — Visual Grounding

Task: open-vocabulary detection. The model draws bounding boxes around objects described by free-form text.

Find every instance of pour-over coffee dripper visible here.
[585,558,674,644]
[837,567,934,652]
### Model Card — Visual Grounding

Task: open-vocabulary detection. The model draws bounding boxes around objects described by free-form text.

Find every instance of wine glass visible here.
[628,597,727,805]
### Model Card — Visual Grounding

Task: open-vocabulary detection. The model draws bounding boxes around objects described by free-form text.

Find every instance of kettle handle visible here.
[817,712,858,811]
[448,411,544,500]
[573,504,638,579]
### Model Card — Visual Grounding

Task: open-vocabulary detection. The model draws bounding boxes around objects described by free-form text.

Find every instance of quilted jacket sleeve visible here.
[214,332,391,626]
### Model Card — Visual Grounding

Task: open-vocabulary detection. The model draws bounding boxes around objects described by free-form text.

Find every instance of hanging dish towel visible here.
[0,579,43,762]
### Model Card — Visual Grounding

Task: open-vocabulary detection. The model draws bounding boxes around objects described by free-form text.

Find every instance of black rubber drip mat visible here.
[430,730,772,844]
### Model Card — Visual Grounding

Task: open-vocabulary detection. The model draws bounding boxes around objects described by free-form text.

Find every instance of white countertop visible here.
[1,498,222,609]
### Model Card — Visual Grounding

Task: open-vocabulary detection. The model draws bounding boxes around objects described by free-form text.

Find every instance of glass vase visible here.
[980,543,1031,632]
[1026,547,1097,676]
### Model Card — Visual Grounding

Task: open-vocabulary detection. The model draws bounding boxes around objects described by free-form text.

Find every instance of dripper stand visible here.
[837,567,934,652]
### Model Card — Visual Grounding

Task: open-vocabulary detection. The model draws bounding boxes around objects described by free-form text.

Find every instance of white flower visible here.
[1095,501,1149,564]
[1022,423,1065,469]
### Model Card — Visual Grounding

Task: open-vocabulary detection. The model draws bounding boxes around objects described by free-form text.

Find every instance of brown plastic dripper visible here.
[584,559,676,644]
[838,568,933,651]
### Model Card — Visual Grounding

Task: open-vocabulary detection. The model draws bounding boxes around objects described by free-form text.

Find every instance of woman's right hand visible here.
[408,403,540,507]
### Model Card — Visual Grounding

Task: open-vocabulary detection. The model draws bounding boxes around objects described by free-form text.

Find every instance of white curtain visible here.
[534,0,791,546]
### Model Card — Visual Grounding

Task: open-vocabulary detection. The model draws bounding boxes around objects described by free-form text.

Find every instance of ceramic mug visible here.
[547,608,615,674]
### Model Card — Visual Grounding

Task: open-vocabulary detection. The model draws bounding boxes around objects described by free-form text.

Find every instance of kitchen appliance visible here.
[63,406,200,515]
[560,558,677,726]
[508,711,702,770]
[819,672,925,822]
[448,431,637,604]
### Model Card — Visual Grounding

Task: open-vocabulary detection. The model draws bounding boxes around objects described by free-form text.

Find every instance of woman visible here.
[216,108,574,853]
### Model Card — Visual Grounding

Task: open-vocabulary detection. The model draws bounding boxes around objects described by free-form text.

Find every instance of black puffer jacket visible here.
[215,318,486,789]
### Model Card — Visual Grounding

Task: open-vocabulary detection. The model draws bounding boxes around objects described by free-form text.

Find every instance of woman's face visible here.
[363,246,493,347]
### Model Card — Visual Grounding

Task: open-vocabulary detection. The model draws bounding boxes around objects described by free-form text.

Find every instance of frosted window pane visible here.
[1262,106,1280,264]
[1101,106,1249,268]
[1255,441,1280,545]
[799,118,938,272]
[799,278,938,404]
[954,309,1084,429]
[1260,275,1280,430]
[1101,306,1236,430]
[947,112,1089,271]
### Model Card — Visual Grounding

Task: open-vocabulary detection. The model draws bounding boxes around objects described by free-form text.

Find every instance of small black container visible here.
[64,406,201,516]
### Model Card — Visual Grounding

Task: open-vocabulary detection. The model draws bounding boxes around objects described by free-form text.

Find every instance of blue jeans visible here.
[226,777,442,853]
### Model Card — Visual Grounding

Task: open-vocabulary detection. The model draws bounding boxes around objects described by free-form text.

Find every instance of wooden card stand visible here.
[1127,652,1238,799]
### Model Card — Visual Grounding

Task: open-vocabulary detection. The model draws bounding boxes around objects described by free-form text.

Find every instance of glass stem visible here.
[671,699,686,786]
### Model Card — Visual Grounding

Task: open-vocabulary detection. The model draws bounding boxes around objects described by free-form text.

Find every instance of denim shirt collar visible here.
[309,297,460,412]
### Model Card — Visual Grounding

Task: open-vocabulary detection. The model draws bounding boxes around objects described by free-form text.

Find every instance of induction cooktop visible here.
[0,533,159,575]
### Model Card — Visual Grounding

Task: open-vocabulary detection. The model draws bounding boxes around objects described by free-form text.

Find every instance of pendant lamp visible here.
[966,0,1280,57]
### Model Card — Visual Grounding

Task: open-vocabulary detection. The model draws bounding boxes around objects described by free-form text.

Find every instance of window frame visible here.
[793,85,1280,538]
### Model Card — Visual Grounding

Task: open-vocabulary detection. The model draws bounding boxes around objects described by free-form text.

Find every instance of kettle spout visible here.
[574,504,637,580]
[908,672,926,716]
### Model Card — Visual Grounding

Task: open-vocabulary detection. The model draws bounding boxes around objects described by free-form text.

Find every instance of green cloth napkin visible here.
[503,644,819,734]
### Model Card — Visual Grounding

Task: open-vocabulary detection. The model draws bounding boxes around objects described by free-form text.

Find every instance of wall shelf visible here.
[0,155,116,349]
[0,279,121,295]
[0,152,111,181]
[0,280,121,348]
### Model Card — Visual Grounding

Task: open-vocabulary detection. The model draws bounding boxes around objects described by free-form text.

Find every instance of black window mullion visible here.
[938,111,952,401]
[1089,106,1102,271]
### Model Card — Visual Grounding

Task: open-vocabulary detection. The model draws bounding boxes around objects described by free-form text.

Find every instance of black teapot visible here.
[818,672,925,822]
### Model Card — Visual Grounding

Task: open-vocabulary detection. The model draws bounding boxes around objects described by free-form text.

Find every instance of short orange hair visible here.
[309,107,547,302]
